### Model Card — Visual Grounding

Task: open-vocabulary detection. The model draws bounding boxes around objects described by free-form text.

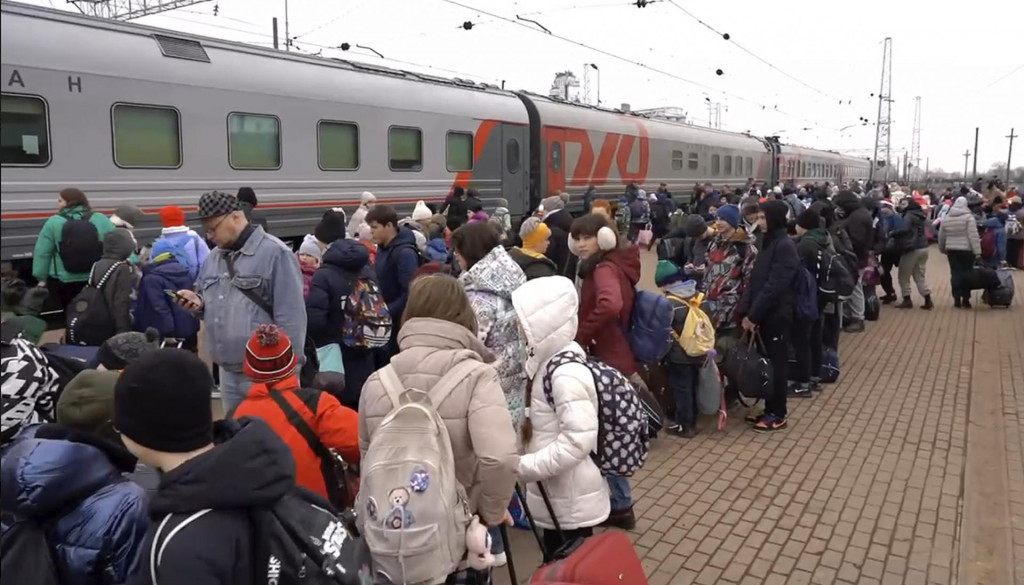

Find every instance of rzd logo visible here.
[267,555,282,585]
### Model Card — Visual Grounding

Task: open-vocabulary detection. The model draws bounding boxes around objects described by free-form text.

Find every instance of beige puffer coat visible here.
[938,197,981,255]
[358,318,519,525]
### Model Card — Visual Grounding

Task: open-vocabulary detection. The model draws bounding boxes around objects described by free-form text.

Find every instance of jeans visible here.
[898,248,931,299]
[761,321,791,419]
[488,526,504,555]
[218,368,250,413]
[606,475,633,511]
[666,361,699,427]
[790,314,823,384]
[847,268,865,320]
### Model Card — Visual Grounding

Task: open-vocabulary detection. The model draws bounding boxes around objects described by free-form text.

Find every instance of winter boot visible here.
[921,295,934,310]
[896,298,914,309]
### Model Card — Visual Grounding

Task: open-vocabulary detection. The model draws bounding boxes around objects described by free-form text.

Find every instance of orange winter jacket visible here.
[233,375,360,501]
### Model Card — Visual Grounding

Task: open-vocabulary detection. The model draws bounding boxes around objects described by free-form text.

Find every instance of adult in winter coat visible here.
[511,276,608,552]
[509,217,557,280]
[89,229,140,337]
[738,200,800,433]
[890,198,933,309]
[938,197,982,308]
[235,187,269,233]
[877,200,904,303]
[359,275,518,530]
[233,325,359,502]
[32,188,117,310]
[703,205,757,332]
[346,191,376,238]
[113,350,296,585]
[443,186,469,231]
[305,239,378,408]
[0,423,149,585]
[981,214,1008,268]
[453,222,529,428]
[153,206,209,280]
[792,209,831,395]
[368,206,421,354]
[832,190,874,330]
[133,244,201,347]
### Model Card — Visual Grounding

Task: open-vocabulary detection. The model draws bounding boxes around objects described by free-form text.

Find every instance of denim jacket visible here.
[198,227,306,372]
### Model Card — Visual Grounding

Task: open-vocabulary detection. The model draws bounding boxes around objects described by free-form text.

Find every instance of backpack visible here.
[58,215,103,274]
[795,267,820,322]
[821,347,840,383]
[1,323,59,443]
[392,242,427,269]
[627,290,674,363]
[342,278,392,349]
[153,490,371,585]
[64,261,126,346]
[980,228,997,258]
[830,225,860,273]
[650,200,670,225]
[872,215,889,254]
[1006,215,1022,237]
[161,236,200,280]
[0,518,61,585]
[542,351,649,477]
[357,362,477,584]
[628,199,650,224]
[668,293,715,357]
[816,248,855,299]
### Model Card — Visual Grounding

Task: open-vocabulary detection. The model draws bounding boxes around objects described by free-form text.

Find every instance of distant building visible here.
[549,71,582,102]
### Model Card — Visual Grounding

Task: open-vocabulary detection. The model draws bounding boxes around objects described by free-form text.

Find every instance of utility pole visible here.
[910,96,922,180]
[272,17,279,50]
[871,38,893,184]
[925,157,929,182]
[1007,128,1018,184]
[972,127,979,178]
[284,0,291,51]
[963,150,971,182]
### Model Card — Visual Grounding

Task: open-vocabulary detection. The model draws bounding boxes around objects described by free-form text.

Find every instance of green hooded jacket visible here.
[32,205,117,283]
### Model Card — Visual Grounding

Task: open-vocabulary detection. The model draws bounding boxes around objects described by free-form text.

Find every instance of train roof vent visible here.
[153,34,210,63]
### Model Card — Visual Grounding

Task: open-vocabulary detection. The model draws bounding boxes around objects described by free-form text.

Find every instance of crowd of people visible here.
[0,175,1018,585]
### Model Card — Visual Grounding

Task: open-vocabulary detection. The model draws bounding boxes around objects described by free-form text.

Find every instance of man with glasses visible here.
[174,191,306,411]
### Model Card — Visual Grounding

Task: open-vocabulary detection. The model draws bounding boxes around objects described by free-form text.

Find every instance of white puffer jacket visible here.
[511,276,609,531]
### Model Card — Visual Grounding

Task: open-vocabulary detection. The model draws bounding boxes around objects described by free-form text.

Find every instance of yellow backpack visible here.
[669,293,716,357]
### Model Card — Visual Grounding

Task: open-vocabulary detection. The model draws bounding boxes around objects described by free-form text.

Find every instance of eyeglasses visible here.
[204,214,230,237]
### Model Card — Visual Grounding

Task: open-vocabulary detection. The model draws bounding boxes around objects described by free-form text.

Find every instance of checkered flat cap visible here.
[197,190,240,219]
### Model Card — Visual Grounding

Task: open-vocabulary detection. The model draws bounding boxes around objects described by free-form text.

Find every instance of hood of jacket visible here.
[983,215,1006,229]
[58,205,89,221]
[833,191,861,215]
[425,237,449,262]
[143,254,193,281]
[595,245,641,285]
[801,227,831,248]
[382,225,418,252]
[511,276,578,377]
[902,202,926,223]
[396,317,493,362]
[1,424,137,518]
[459,245,526,299]
[946,197,972,218]
[323,238,370,272]
[101,228,136,261]
[147,418,294,516]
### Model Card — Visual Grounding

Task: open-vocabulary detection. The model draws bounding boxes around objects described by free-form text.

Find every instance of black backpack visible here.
[58,216,103,274]
[64,261,125,346]
[816,248,855,300]
[0,518,61,585]
[830,225,860,274]
[153,489,370,585]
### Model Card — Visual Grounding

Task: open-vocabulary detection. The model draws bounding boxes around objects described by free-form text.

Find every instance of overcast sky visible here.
[32,0,1024,174]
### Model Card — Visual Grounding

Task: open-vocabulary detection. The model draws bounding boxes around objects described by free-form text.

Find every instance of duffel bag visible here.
[720,333,773,403]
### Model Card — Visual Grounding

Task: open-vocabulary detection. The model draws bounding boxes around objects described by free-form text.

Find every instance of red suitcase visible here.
[530,530,647,585]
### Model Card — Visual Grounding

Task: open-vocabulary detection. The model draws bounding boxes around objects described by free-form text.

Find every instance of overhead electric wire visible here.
[984,62,1023,88]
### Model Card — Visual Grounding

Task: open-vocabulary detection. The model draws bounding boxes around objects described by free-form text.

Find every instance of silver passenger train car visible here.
[0,1,871,271]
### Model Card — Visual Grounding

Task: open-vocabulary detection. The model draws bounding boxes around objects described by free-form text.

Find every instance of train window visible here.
[112,104,181,168]
[745,157,753,175]
[723,155,732,175]
[711,154,720,175]
[551,141,562,172]
[688,152,699,170]
[506,138,520,174]
[228,113,281,169]
[732,156,740,176]
[446,132,473,172]
[318,121,359,170]
[1,94,50,166]
[671,150,684,171]
[389,126,422,171]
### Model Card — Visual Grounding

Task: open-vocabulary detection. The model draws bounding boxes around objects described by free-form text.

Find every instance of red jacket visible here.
[233,375,360,501]
[575,245,641,376]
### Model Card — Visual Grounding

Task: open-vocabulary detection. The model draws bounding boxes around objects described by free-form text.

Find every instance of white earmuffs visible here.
[597,226,617,251]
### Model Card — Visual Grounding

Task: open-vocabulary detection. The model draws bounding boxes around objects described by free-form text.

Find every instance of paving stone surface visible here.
[495,248,1023,584]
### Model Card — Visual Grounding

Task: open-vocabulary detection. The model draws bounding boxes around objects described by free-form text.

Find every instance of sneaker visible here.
[492,552,507,568]
[668,424,697,439]
[809,376,823,391]
[745,410,766,424]
[752,414,788,433]
[787,383,814,398]
[843,319,865,333]
[601,506,637,530]
[895,298,914,309]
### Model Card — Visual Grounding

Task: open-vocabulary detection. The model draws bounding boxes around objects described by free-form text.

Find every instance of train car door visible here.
[543,126,567,200]
[500,124,530,217]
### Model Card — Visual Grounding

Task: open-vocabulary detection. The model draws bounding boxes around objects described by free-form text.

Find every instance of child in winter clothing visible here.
[492,198,512,238]
[296,235,323,298]
[509,217,557,280]
[512,276,608,552]
[153,205,209,280]
[356,221,377,265]
[233,325,359,503]
[346,191,376,238]
[89,230,140,339]
[654,261,705,438]
[135,241,201,345]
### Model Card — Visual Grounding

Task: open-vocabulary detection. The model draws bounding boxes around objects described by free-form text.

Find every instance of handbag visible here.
[269,390,360,511]
[636,223,654,247]
[861,254,881,287]
[316,343,345,373]
[720,332,773,404]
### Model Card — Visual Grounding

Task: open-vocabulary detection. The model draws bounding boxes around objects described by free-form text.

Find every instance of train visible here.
[0,1,871,271]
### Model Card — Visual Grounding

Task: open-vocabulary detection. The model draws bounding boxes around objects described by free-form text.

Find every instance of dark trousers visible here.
[822,300,841,350]
[543,527,593,556]
[790,315,823,384]
[665,361,699,427]
[47,278,86,312]
[879,251,899,297]
[1007,238,1023,269]
[761,321,791,420]
[947,250,975,301]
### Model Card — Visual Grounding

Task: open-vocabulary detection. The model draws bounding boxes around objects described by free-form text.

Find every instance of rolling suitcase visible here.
[981,268,1015,307]
[504,484,648,585]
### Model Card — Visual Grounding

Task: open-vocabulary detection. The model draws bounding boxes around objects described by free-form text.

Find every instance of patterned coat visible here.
[459,246,528,428]
[703,229,757,330]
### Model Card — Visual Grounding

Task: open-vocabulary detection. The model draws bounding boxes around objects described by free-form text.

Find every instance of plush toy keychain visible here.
[465,516,495,570]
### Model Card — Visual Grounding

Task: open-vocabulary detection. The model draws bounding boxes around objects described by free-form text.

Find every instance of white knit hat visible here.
[357,222,373,241]
[411,200,432,221]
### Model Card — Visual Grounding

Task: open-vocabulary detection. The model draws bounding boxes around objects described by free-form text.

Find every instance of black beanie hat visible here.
[761,200,790,233]
[114,348,213,453]
[96,328,161,370]
[314,209,347,244]
[684,214,708,238]
[237,186,258,207]
[797,208,821,231]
